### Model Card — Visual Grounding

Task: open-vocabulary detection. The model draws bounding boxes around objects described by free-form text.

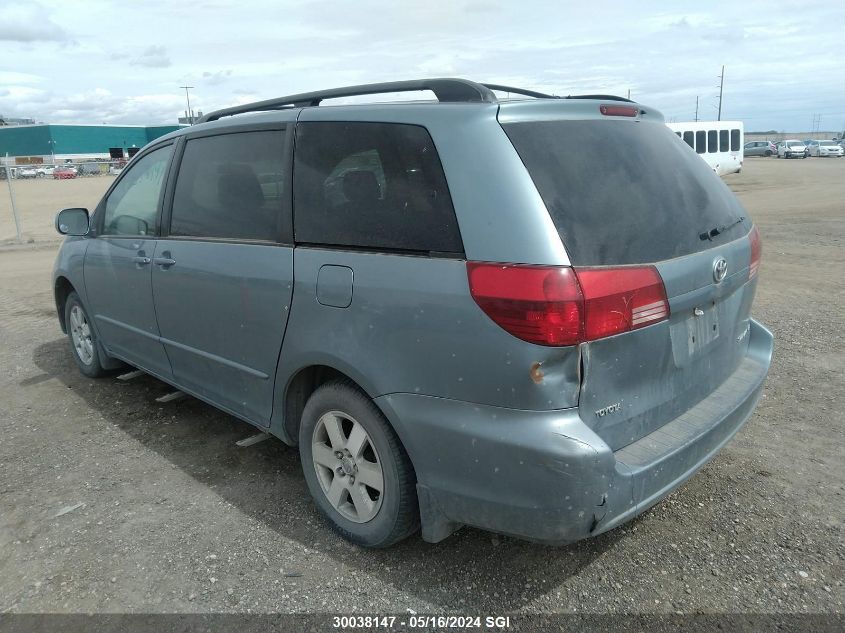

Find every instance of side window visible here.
[707,130,718,153]
[730,129,741,151]
[674,131,682,138]
[294,122,463,254]
[719,129,729,152]
[683,131,694,149]
[695,130,706,154]
[170,130,286,242]
[103,145,172,236]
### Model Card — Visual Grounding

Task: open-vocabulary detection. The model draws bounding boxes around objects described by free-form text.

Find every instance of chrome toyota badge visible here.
[713,257,728,283]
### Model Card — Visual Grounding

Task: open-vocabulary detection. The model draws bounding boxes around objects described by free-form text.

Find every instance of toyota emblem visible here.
[713,257,728,283]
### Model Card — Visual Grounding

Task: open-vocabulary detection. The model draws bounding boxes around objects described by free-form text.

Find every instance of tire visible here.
[764,150,772,157]
[64,291,109,378]
[299,380,419,547]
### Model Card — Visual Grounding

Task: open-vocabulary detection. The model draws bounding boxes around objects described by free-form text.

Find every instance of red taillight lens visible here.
[466,263,584,346]
[748,225,762,279]
[599,104,639,117]
[467,263,669,346]
[576,266,669,340]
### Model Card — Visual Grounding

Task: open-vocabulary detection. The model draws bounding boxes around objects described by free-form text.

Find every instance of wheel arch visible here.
[54,276,76,333]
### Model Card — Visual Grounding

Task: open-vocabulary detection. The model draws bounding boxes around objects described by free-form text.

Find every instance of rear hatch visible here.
[501,107,758,450]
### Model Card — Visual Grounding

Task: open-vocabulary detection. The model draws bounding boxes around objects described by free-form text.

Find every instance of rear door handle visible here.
[132,256,151,265]
[153,257,176,268]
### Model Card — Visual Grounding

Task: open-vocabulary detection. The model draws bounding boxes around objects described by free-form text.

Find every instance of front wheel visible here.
[299,381,419,547]
[64,291,109,378]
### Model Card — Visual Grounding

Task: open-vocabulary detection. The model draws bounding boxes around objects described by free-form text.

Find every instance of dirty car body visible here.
[52,79,773,546]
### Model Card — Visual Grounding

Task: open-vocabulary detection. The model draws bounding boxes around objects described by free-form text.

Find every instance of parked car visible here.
[777,139,807,158]
[744,140,776,157]
[18,167,38,179]
[36,166,56,177]
[108,163,124,176]
[807,140,844,157]
[53,166,78,179]
[78,163,104,176]
[52,78,772,548]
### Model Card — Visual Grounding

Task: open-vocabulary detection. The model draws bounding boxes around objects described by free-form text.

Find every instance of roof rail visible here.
[482,84,558,99]
[565,94,634,103]
[197,78,498,123]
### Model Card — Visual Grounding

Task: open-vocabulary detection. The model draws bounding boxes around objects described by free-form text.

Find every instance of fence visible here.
[1,159,119,243]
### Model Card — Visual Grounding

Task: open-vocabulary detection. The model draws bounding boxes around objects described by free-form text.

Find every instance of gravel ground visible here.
[0,157,842,619]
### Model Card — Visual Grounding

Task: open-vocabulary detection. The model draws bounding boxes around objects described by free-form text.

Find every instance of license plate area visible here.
[685,303,720,356]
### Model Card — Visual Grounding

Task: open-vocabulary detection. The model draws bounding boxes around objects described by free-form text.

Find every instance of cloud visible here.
[0,3,68,42]
[130,45,171,68]
[202,69,233,85]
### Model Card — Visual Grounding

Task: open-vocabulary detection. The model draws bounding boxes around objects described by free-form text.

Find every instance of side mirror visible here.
[55,208,90,236]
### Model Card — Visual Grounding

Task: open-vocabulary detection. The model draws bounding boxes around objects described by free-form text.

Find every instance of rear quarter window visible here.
[293,122,463,254]
[502,119,749,265]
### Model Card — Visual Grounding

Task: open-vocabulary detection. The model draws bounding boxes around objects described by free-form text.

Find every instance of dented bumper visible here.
[374,319,773,545]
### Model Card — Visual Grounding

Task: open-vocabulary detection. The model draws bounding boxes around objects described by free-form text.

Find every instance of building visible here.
[0,123,184,163]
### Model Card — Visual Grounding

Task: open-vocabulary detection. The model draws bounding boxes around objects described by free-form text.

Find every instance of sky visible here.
[1,0,843,133]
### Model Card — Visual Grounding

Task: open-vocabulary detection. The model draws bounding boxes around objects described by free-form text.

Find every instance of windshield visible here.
[502,119,750,266]
[820,141,836,146]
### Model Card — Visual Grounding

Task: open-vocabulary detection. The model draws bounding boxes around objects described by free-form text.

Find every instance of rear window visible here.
[502,119,749,265]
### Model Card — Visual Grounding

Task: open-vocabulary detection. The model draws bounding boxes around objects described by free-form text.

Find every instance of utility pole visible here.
[180,85,195,124]
[695,96,699,122]
[717,65,725,121]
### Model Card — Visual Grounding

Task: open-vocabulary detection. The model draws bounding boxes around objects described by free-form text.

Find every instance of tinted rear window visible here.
[502,120,749,265]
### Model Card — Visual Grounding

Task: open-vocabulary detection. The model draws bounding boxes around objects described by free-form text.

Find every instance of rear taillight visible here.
[467,263,669,347]
[577,266,669,340]
[748,225,762,279]
[466,263,584,346]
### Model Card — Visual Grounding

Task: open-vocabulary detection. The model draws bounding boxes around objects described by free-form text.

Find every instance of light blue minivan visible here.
[53,79,772,547]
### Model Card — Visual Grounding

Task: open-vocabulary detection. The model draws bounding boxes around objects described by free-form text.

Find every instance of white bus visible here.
[667,121,744,176]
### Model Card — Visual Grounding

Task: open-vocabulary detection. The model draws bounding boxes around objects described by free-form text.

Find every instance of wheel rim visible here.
[311,410,384,523]
[69,305,94,366]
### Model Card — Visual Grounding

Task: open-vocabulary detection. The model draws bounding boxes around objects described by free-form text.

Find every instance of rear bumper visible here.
[376,319,773,544]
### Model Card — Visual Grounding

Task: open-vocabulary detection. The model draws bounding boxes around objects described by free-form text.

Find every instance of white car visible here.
[35,166,55,177]
[807,140,844,157]
[777,140,807,159]
[18,167,38,179]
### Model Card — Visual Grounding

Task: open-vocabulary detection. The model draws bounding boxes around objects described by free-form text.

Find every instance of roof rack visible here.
[564,94,634,103]
[197,79,635,123]
[198,78,498,123]
[482,84,558,99]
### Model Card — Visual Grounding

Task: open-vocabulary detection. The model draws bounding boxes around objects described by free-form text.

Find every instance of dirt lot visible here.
[0,175,114,244]
[0,157,842,619]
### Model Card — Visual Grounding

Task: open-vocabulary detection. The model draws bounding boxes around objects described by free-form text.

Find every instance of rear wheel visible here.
[764,150,772,157]
[64,291,109,378]
[299,381,419,548]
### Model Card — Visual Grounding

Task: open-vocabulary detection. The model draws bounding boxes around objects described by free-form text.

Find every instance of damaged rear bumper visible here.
[375,319,773,545]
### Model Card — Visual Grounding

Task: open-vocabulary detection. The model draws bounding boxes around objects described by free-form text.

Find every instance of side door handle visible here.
[133,249,151,267]
[153,251,176,268]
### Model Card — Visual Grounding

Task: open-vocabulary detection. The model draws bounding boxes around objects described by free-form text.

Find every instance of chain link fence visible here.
[1,160,121,244]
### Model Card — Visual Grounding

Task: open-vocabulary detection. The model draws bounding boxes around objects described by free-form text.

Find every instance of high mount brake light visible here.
[748,225,762,279]
[600,104,639,117]
[467,263,669,347]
